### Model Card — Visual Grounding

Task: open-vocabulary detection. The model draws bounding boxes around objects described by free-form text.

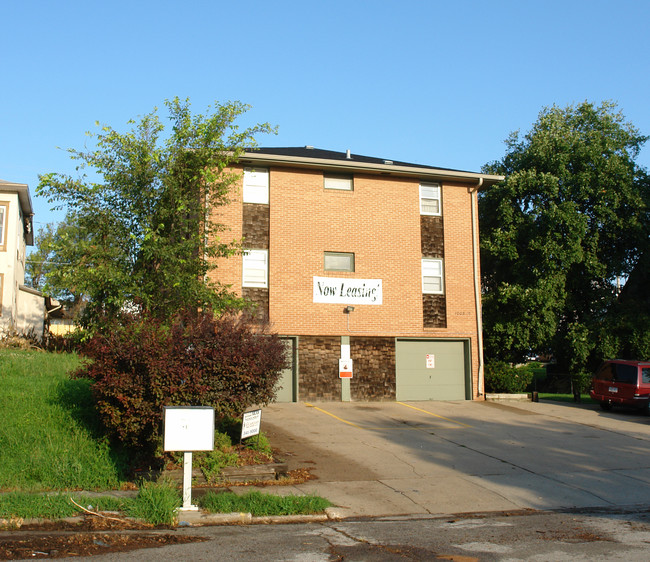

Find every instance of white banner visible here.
[313,276,382,305]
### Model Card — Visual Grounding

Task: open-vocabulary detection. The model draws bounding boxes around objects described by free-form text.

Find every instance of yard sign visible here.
[163,406,215,511]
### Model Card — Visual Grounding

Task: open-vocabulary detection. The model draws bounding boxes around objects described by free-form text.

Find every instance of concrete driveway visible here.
[256,399,650,518]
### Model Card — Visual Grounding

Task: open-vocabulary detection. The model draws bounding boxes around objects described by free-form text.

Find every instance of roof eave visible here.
[0,180,34,215]
[239,151,504,186]
[0,180,35,245]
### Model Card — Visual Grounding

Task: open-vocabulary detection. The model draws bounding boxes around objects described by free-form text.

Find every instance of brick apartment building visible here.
[210,147,503,402]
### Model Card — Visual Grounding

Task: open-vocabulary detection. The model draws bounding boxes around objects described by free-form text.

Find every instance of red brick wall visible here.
[209,165,483,399]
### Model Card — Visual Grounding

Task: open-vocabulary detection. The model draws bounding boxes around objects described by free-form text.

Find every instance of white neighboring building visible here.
[0,179,44,338]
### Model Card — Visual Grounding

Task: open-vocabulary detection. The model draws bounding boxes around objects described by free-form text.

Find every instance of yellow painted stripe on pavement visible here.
[397,401,473,428]
[305,402,471,430]
[304,403,364,428]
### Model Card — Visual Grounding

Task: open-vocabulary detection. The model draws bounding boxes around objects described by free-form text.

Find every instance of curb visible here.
[485,393,532,401]
[177,506,349,526]
[2,508,347,530]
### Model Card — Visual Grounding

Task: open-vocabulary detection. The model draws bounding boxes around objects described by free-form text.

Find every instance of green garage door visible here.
[396,339,469,401]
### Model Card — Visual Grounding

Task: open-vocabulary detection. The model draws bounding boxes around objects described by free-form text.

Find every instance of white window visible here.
[243,167,269,204]
[243,249,268,288]
[324,173,353,191]
[420,183,441,215]
[0,203,7,251]
[422,258,444,294]
[324,252,355,272]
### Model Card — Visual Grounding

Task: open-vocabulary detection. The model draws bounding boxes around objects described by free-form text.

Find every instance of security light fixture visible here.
[344,306,355,314]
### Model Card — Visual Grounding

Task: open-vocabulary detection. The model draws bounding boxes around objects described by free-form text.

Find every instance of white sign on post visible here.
[339,358,353,378]
[163,406,215,512]
[163,407,215,452]
[241,409,262,440]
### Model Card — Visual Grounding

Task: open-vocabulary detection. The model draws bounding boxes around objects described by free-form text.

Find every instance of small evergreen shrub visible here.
[485,360,534,393]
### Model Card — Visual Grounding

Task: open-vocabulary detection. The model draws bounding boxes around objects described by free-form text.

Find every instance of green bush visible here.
[485,360,534,393]
[244,432,272,456]
[184,429,273,484]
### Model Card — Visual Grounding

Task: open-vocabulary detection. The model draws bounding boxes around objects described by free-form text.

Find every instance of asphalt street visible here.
[60,508,650,561]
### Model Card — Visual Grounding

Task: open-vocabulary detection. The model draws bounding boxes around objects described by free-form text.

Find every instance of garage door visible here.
[396,339,469,401]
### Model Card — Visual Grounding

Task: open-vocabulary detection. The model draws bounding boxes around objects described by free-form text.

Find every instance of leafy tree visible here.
[480,101,650,377]
[26,216,89,316]
[37,98,275,327]
[596,249,650,361]
[25,223,56,292]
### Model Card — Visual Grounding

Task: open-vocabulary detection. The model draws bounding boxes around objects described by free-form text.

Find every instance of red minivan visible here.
[590,360,650,413]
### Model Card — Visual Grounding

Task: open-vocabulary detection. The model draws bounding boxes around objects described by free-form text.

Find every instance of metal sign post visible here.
[163,406,215,511]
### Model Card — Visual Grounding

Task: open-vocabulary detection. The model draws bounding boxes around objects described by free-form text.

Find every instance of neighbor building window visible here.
[420,183,441,215]
[422,258,444,294]
[324,173,353,191]
[324,252,355,272]
[242,249,268,288]
[243,167,269,204]
[0,203,7,252]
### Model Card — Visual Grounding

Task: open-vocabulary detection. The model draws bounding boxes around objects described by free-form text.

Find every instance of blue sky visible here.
[2,0,649,235]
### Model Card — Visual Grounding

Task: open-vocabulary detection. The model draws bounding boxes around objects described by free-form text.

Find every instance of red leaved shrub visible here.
[75,308,287,454]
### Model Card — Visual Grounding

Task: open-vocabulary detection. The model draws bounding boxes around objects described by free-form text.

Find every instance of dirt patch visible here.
[0,517,206,559]
[0,531,205,559]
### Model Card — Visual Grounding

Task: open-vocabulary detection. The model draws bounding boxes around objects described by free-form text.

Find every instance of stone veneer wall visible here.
[421,210,447,328]
[242,202,270,320]
[242,203,270,249]
[420,215,444,257]
[298,336,341,401]
[350,337,396,400]
[423,294,446,328]
[242,287,269,322]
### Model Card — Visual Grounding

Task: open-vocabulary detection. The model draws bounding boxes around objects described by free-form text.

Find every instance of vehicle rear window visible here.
[613,364,638,384]
[643,368,650,384]
[595,363,615,381]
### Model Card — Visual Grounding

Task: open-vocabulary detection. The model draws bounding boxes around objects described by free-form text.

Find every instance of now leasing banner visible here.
[313,276,383,305]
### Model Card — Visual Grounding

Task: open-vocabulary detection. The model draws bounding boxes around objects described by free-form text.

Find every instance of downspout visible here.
[470,178,485,397]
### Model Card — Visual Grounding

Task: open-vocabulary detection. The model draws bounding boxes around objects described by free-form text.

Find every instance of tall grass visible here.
[0,350,125,491]
[198,491,332,516]
[125,481,181,525]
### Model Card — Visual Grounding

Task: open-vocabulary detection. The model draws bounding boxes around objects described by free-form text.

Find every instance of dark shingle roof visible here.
[249,146,468,173]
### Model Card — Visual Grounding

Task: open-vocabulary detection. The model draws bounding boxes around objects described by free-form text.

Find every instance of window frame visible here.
[324,173,354,191]
[0,202,8,252]
[422,258,444,294]
[243,167,269,204]
[324,252,355,272]
[242,249,268,288]
[419,182,441,216]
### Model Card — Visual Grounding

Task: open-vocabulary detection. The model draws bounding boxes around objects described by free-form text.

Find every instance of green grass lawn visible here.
[0,349,126,491]
[538,393,596,404]
[0,349,332,523]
